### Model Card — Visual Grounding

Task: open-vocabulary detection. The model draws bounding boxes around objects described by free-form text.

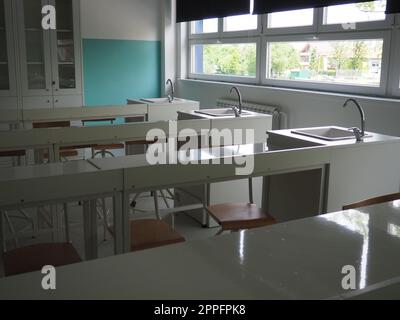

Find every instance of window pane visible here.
[267,39,384,87]
[0,30,7,62]
[55,0,73,30]
[192,43,257,77]
[224,14,257,32]
[0,64,9,90]
[0,0,5,28]
[23,0,42,29]
[191,19,218,34]
[268,9,313,28]
[325,1,387,25]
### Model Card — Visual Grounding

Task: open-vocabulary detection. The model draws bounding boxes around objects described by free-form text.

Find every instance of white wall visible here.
[177,79,400,136]
[80,0,161,41]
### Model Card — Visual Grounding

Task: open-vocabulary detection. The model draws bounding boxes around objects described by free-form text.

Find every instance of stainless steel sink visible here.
[292,126,370,141]
[195,108,252,117]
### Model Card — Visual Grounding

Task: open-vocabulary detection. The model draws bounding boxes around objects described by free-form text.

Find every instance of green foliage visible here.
[203,44,256,77]
[348,41,368,71]
[356,2,376,12]
[332,42,348,70]
[355,1,386,13]
[309,48,319,72]
[270,43,300,76]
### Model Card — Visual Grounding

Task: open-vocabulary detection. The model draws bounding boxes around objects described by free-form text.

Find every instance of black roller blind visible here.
[386,0,400,14]
[253,0,388,14]
[177,0,250,23]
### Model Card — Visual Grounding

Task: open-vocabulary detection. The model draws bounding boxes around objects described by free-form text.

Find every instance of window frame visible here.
[391,16,400,96]
[261,31,391,96]
[318,3,394,33]
[186,2,400,98]
[188,36,261,84]
[263,8,318,35]
[189,15,261,40]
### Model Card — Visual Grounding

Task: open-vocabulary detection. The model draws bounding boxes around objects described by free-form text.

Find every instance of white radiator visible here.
[216,99,287,130]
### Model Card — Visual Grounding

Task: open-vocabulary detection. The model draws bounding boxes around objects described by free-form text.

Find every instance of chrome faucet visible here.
[230,86,243,116]
[166,78,174,103]
[343,98,366,142]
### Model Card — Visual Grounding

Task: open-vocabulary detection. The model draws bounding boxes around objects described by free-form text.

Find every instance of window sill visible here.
[179,78,400,103]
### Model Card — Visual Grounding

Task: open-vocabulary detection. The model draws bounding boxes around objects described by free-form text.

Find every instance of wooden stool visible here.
[206,178,277,235]
[91,143,125,158]
[207,203,276,234]
[108,219,185,252]
[343,192,400,210]
[33,121,80,162]
[3,243,81,276]
[125,139,174,225]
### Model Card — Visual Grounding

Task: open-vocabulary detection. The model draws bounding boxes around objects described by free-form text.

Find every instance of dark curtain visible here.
[386,0,400,14]
[176,0,250,23]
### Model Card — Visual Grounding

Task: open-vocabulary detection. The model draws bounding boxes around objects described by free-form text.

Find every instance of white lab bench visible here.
[1,201,400,299]
[1,131,400,261]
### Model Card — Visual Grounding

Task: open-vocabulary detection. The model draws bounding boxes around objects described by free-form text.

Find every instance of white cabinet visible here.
[0,0,17,109]
[147,101,200,122]
[16,0,82,109]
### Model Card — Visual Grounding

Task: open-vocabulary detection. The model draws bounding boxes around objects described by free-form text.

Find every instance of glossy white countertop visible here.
[1,201,400,299]
[269,126,400,149]
[0,160,98,182]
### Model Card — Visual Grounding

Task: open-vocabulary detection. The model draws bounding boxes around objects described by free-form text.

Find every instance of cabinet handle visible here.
[47,100,50,103]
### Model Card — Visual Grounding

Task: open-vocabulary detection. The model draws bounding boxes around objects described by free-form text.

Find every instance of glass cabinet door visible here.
[18,0,52,95]
[50,0,81,95]
[0,0,15,95]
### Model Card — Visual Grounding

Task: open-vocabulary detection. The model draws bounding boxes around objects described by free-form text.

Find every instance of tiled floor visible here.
[0,193,219,277]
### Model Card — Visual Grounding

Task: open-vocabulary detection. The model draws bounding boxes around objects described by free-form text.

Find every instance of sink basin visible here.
[195,108,252,117]
[140,98,184,104]
[292,126,369,141]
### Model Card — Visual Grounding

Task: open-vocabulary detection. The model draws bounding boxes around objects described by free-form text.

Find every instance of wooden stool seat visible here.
[43,150,79,160]
[33,121,71,129]
[130,219,185,251]
[109,219,185,252]
[343,192,400,210]
[0,150,26,157]
[93,143,125,151]
[4,243,82,276]
[207,203,277,231]
[125,139,158,146]
[82,118,116,124]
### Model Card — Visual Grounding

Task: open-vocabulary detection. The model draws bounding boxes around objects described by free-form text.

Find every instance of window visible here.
[224,14,258,32]
[191,18,218,34]
[267,39,384,87]
[191,41,257,79]
[186,1,399,97]
[324,0,387,25]
[268,9,314,29]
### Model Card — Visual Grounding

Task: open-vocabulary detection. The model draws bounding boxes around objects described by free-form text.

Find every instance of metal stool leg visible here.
[153,191,161,220]
[63,203,70,243]
[249,177,254,204]
[1,211,6,253]
[101,198,108,241]
[159,189,174,228]
[4,211,18,248]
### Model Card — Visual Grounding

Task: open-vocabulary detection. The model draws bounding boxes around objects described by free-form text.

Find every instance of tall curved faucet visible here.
[343,98,366,141]
[230,86,242,115]
[166,78,174,103]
